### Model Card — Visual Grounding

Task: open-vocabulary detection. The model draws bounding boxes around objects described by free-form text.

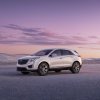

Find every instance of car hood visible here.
[19,56,41,60]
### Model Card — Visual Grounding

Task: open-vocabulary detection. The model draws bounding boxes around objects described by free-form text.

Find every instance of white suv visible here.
[17,48,82,76]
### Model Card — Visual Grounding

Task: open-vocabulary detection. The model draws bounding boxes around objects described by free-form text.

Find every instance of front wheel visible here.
[70,62,81,73]
[37,62,49,76]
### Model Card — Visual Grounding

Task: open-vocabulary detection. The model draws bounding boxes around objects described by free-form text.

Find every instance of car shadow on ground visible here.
[0,70,95,78]
[0,68,77,77]
[0,70,96,77]
[0,66,95,77]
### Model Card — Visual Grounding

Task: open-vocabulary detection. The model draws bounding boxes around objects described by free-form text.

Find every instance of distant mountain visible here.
[0,53,28,64]
[83,58,100,64]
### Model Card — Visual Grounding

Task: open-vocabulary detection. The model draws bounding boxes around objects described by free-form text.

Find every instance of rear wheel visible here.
[70,62,80,73]
[21,71,30,75]
[37,62,49,76]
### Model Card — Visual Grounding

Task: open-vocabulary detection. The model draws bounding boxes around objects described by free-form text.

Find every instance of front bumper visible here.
[17,63,34,71]
[17,67,37,72]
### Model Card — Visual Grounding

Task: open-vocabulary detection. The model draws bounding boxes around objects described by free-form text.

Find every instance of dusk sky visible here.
[0,0,100,58]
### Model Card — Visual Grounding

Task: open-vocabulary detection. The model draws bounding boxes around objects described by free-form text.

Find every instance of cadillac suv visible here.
[17,48,82,76]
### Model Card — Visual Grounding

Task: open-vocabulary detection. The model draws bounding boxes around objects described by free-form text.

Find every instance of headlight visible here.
[29,57,40,62]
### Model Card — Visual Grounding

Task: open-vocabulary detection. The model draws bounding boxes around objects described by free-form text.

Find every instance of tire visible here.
[21,71,30,75]
[70,62,80,73]
[55,70,61,73]
[37,62,49,76]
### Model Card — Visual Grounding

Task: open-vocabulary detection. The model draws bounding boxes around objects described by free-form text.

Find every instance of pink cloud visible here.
[1,24,99,46]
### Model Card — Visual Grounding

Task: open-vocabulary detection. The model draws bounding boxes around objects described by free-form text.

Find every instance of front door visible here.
[49,50,64,68]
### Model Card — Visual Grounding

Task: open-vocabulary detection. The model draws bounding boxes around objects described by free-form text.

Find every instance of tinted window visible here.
[51,50,61,57]
[61,50,74,55]
[32,49,53,56]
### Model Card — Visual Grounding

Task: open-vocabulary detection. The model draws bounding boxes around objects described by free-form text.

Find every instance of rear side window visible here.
[61,50,74,55]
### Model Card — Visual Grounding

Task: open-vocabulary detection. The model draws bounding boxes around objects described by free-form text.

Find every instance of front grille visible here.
[18,59,29,65]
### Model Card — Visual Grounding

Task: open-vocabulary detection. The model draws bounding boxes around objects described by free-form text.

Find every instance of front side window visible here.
[32,49,53,56]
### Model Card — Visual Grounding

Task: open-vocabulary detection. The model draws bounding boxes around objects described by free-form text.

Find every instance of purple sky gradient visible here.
[0,0,100,58]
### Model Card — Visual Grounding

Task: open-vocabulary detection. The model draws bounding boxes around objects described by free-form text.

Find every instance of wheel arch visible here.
[38,61,50,69]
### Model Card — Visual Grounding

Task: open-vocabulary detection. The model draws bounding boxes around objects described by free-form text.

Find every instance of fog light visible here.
[28,65,32,68]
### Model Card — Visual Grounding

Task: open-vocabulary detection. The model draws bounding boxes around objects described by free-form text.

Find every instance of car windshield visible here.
[32,49,53,56]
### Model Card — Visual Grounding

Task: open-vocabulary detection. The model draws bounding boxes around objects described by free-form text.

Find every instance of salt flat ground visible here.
[0,64,100,100]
